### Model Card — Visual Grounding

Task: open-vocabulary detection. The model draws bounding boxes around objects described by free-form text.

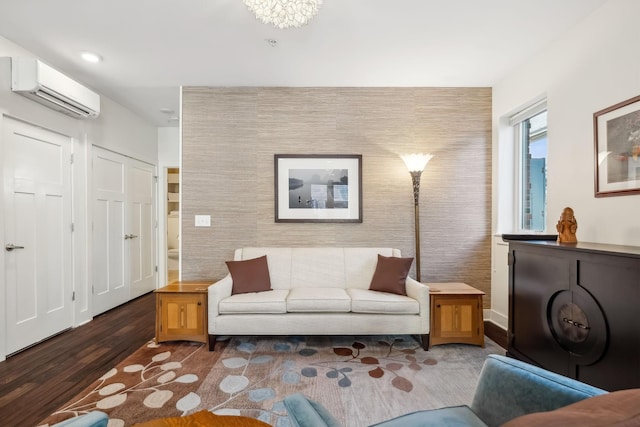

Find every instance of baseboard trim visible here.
[484,321,507,350]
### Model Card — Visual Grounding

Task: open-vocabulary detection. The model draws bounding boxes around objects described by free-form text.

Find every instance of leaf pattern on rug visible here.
[299,337,438,392]
[46,341,204,426]
[40,335,504,427]
[207,338,294,426]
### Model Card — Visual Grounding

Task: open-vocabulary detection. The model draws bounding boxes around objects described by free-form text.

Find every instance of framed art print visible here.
[594,94,640,197]
[274,154,362,223]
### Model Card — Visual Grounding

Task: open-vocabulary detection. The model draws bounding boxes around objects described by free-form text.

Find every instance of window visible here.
[510,102,547,232]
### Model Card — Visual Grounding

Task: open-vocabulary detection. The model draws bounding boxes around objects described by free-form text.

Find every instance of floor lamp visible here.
[401,153,433,282]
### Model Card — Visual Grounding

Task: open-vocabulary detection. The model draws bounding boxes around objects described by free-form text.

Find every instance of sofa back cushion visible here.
[291,248,346,288]
[234,247,401,290]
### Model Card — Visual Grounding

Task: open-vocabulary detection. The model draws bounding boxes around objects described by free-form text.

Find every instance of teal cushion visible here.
[51,411,109,427]
[284,393,343,427]
[471,355,606,427]
[369,406,487,427]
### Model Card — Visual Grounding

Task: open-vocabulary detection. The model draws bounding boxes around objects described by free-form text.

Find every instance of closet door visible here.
[92,147,156,315]
[92,148,128,314]
[3,117,73,354]
[128,159,155,298]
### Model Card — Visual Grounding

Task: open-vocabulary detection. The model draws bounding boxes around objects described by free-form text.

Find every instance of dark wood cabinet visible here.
[507,240,640,391]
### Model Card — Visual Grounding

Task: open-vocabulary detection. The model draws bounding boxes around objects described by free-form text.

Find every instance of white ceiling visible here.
[0,0,608,127]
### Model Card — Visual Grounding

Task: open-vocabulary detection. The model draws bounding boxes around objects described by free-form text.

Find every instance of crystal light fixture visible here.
[243,0,322,29]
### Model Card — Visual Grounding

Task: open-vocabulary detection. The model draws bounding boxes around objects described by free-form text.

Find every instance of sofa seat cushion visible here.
[348,289,419,314]
[286,288,351,312]
[369,406,487,427]
[219,289,289,314]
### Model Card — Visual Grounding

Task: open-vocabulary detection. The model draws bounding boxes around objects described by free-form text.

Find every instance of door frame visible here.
[0,115,7,362]
[73,133,92,328]
[158,166,180,287]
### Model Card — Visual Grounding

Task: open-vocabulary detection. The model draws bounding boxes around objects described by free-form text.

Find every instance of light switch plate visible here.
[194,215,211,227]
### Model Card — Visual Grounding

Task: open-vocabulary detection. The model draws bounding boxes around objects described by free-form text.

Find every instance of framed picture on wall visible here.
[594,94,640,197]
[274,154,362,223]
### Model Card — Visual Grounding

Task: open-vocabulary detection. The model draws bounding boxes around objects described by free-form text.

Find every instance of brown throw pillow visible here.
[368,254,414,295]
[225,255,272,295]
[500,389,640,427]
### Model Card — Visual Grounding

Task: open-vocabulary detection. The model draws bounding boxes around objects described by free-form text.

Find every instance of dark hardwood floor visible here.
[0,292,155,427]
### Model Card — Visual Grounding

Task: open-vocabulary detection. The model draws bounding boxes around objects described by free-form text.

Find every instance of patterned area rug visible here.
[39,335,504,427]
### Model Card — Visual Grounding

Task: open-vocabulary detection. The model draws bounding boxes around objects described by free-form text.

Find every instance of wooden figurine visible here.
[556,207,578,243]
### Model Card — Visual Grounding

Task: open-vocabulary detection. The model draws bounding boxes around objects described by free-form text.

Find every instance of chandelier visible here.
[243,0,323,29]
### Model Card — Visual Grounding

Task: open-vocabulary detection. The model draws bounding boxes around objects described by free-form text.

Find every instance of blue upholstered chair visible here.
[284,354,608,427]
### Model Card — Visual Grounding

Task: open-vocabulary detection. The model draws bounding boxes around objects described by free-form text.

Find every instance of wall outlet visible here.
[194,215,211,227]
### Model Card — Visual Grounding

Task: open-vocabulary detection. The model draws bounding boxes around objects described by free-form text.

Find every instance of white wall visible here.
[158,127,180,162]
[0,36,158,361]
[490,0,640,329]
[157,127,180,285]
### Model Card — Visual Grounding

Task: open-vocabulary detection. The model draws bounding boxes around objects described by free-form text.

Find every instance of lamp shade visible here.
[401,153,433,172]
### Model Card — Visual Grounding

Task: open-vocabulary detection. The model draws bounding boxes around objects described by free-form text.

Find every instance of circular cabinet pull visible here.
[562,317,590,330]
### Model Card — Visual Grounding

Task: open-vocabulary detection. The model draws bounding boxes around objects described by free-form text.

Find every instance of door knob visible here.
[5,243,25,251]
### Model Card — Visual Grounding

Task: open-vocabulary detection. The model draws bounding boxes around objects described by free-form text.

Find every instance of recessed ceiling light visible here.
[81,51,102,63]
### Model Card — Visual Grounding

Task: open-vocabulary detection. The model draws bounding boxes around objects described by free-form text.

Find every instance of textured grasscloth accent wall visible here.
[181,87,492,304]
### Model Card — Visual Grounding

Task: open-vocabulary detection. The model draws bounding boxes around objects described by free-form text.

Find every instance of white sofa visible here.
[207,247,430,350]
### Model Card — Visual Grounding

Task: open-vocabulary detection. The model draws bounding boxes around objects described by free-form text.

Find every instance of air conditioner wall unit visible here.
[11,58,100,119]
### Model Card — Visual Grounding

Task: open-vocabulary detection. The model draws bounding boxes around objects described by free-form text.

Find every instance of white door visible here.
[3,117,73,354]
[128,160,155,298]
[92,148,128,314]
[92,148,156,314]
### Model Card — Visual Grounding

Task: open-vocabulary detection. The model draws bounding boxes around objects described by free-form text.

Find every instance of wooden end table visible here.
[429,282,485,347]
[155,281,211,345]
